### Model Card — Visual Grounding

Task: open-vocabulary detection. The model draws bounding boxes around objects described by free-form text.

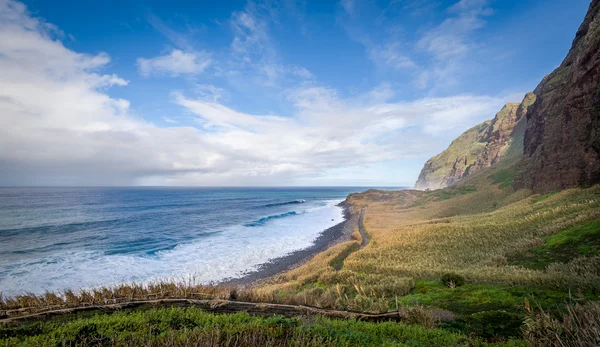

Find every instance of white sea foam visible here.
[0,199,344,296]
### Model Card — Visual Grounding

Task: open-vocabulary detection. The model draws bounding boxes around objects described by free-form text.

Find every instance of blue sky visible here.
[0,0,591,186]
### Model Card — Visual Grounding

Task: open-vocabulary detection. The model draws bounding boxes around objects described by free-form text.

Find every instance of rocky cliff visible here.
[414,120,491,190]
[514,0,600,193]
[415,93,535,190]
[470,93,536,175]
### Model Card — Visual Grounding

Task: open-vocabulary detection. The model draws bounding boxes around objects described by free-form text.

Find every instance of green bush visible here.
[441,273,465,288]
[465,310,524,339]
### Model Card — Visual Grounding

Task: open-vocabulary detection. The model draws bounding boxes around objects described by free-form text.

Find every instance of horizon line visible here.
[0,185,411,189]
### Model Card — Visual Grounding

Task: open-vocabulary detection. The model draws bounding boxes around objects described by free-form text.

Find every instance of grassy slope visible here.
[2,154,600,345]
[250,152,600,341]
[508,218,600,269]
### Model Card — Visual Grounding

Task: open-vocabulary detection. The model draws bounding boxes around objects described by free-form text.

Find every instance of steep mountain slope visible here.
[515,0,600,193]
[414,120,491,190]
[469,93,536,175]
[415,93,535,190]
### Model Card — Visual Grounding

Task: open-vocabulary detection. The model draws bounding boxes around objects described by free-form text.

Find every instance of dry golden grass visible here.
[0,281,235,317]
[524,302,600,346]
[344,185,600,290]
[249,157,600,312]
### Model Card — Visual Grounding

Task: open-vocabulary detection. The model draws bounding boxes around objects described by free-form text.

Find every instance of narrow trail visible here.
[358,207,370,248]
[331,207,370,271]
[0,298,454,326]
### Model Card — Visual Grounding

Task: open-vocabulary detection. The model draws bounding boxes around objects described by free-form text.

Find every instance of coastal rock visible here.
[515,0,600,193]
[414,93,535,190]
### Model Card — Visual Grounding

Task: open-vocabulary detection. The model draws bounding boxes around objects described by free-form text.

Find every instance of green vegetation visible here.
[329,242,360,270]
[505,118,527,155]
[534,191,557,203]
[443,310,524,340]
[0,307,526,346]
[489,166,518,189]
[546,66,570,86]
[397,281,591,316]
[440,273,465,288]
[509,218,600,269]
[412,186,477,206]
[431,186,477,201]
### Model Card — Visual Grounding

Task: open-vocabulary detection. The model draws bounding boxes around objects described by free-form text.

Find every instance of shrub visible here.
[441,273,465,288]
[402,305,436,328]
[465,310,524,339]
[523,302,600,347]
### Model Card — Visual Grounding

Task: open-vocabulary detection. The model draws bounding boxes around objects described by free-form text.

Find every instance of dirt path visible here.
[358,207,370,248]
[331,207,370,271]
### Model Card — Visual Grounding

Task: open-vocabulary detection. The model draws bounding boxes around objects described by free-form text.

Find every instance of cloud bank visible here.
[0,0,510,186]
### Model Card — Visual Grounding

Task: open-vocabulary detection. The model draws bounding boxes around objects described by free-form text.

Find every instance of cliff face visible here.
[415,93,535,190]
[515,0,600,193]
[414,121,491,190]
[470,93,536,175]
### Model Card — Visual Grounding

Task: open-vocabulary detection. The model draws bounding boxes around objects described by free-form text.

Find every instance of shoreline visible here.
[222,201,358,286]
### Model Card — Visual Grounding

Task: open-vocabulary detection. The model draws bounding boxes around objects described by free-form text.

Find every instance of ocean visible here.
[0,187,386,296]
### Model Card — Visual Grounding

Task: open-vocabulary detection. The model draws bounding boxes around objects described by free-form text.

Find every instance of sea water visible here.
[0,187,380,296]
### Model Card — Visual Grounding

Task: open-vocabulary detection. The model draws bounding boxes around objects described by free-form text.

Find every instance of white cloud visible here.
[448,0,489,13]
[194,84,229,102]
[287,85,503,137]
[137,49,211,77]
[417,0,492,61]
[230,4,273,63]
[259,64,313,86]
[0,0,510,186]
[411,0,493,90]
[338,0,494,91]
[417,15,485,60]
[227,2,312,87]
[414,70,430,89]
[368,42,418,70]
[146,13,195,52]
[173,92,290,131]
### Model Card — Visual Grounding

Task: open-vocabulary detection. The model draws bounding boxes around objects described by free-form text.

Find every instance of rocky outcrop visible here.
[414,121,491,190]
[470,93,537,175]
[415,93,535,190]
[469,103,521,173]
[515,0,600,193]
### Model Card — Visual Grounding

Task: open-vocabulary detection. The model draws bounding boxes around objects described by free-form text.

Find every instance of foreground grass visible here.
[0,307,526,346]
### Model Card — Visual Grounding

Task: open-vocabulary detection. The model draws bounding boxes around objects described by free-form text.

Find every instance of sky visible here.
[0,0,591,187]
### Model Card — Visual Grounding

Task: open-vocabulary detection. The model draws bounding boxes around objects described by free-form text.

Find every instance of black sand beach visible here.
[223,202,358,286]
